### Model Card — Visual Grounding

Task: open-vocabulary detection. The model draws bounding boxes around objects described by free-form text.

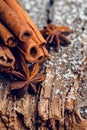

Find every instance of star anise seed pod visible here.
[9,53,45,96]
[41,24,72,51]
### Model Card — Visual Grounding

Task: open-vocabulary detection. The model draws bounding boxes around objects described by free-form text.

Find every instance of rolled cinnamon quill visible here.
[0,44,15,72]
[37,47,45,62]
[42,46,49,57]
[4,0,46,46]
[0,22,17,47]
[17,39,44,63]
[0,0,32,42]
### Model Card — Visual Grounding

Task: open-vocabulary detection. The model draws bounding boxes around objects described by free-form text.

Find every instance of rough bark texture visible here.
[0,0,87,130]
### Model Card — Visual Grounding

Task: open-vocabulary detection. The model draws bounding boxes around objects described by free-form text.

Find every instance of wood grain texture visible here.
[0,0,87,129]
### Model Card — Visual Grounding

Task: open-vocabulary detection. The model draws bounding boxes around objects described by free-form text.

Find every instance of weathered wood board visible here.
[0,0,87,129]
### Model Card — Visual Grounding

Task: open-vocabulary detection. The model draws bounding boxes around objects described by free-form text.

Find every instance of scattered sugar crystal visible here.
[85,108,87,113]
[54,89,60,94]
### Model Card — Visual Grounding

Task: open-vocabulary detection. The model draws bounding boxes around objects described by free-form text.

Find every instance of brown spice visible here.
[10,55,45,96]
[17,39,45,63]
[4,0,46,46]
[41,24,72,50]
[0,0,32,42]
[0,22,17,47]
[0,43,15,73]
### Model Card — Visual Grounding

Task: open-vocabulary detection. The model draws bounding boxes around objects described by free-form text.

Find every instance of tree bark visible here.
[0,0,87,130]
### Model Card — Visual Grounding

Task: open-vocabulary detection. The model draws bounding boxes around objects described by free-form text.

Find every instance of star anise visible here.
[41,24,72,51]
[9,53,45,97]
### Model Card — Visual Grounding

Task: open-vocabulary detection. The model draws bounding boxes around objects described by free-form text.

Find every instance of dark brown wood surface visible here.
[0,0,87,129]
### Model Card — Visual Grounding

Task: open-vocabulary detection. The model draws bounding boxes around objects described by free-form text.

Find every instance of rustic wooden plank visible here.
[0,0,87,130]
[38,0,87,129]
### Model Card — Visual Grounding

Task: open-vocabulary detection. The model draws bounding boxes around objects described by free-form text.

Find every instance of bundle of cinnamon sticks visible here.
[0,0,48,71]
[0,0,72,96]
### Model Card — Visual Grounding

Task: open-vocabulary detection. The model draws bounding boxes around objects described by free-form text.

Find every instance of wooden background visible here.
[0,0,87,129]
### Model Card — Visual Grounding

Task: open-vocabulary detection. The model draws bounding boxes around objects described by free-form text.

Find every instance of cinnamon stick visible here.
[17,39,44,63]
[42,46,49,57]
[37,47,45,62]
[0,44,15,73]
[0,22,17,47]
[0,0,32,42]
[4,0,46,46]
